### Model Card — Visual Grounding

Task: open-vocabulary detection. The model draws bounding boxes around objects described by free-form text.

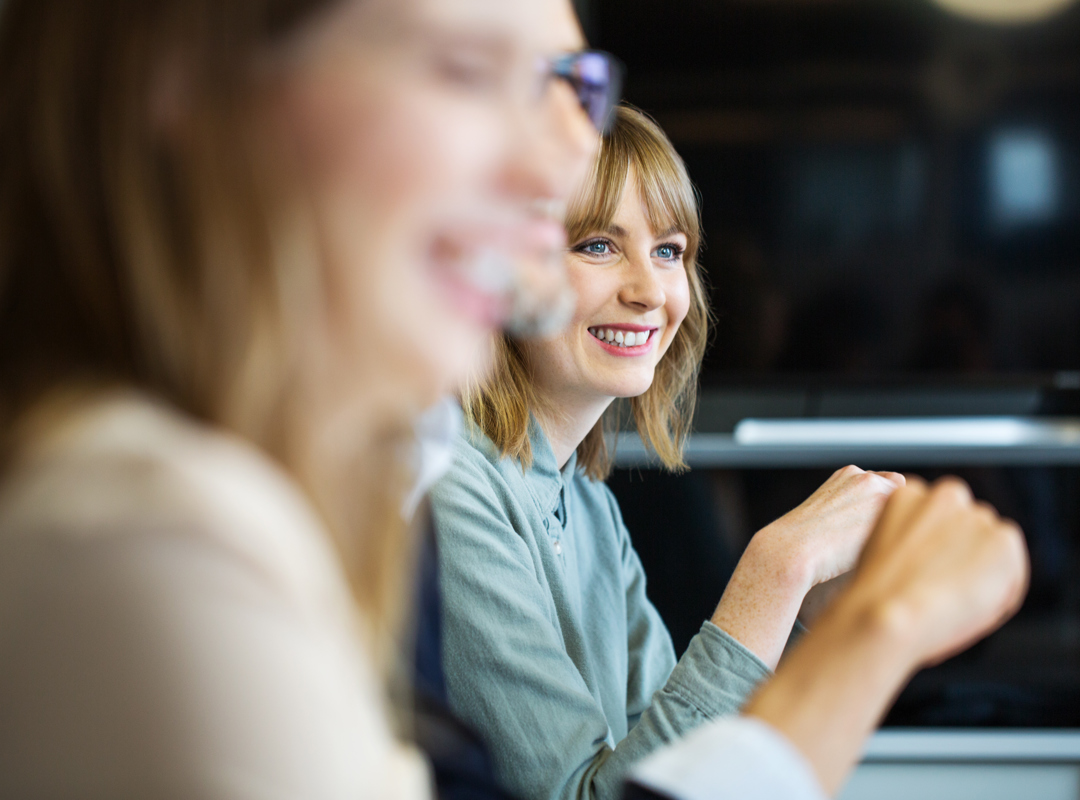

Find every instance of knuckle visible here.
[994,520,1028,565]
[880,471,906,487]
[891,481,926,505]
[932,476,972,506]
[973,501,998,525]
[1004,520,1028,554]
[904,474,928,491]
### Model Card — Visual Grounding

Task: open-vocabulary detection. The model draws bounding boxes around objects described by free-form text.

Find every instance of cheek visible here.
[659,272,693,356]
[282,65,506,392]
[669,272,692,328]
[289,69,503,229]
[565,261,619,327]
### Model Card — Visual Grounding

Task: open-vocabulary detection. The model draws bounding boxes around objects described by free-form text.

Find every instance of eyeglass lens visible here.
[552,51,624,132]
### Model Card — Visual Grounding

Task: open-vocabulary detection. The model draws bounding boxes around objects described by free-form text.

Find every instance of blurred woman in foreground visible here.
[0,0,601,794]
[0,1,1029,800]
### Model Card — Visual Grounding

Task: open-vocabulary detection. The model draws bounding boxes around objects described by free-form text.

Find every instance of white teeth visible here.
[590,328,653,347]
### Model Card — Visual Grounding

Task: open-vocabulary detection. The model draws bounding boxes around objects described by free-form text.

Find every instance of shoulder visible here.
[0,394,409,796]
[0,393,350,620]
[429,425,544,567]
[430,424,528,514]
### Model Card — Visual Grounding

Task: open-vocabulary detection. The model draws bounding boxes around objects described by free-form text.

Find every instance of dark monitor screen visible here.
[687,120,1080,383]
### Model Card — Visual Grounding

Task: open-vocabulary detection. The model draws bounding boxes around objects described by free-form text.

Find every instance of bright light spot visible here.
[734,417,1080,447]
[989,129,1061,228]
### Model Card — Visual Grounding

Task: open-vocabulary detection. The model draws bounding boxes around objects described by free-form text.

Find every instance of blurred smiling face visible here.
[270,0,598,416]
[524,168,692,409]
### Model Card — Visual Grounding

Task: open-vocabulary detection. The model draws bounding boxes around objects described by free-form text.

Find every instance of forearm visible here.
[710,530,812,670]
[742,595,915,795]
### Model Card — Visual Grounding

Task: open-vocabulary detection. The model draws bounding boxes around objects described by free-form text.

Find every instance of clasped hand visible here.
[711,465,904,669]
[761,464,906,590]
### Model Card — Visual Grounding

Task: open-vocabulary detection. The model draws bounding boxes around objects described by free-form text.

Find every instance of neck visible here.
[533,391,614,469]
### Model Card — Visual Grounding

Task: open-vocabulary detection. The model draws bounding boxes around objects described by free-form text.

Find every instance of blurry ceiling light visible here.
[933,0,1077,23]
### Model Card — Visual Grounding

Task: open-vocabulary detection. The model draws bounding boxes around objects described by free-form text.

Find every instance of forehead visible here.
[610,169,683,238]
[369,0,585,52]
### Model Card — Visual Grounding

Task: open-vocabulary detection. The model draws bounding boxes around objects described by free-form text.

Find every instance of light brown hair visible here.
[0,0,412,663]
[464,105,709,480]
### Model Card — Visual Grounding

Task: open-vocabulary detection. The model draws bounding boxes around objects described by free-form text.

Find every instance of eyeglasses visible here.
[543,50,624,133]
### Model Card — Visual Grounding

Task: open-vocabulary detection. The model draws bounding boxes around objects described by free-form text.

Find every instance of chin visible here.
[607,379,656,400]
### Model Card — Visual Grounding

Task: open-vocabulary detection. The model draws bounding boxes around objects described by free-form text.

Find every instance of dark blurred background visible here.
[584,0,1080,385]
[584,0,1080,729]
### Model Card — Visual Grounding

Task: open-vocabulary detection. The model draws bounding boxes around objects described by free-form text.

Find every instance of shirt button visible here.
[553,540,563,556]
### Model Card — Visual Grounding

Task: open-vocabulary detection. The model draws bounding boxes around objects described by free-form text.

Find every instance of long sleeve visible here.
[628,717,827,800]
[614,490,770,733]
[615,489,773,764]
[431,441,770,800]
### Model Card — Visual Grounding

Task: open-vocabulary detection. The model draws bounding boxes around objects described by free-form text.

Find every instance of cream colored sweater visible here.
[0,394,430,799]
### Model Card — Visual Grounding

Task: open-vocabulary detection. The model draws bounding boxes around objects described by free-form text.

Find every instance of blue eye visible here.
[655,244,683,261]
[575,238,612,256]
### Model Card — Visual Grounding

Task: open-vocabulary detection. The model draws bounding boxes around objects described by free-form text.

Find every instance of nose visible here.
[501,79,600,206]
[620,253,666,312]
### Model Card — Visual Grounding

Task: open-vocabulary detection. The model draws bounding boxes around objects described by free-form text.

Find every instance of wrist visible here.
[750,521,817,597]
[744,583,922,795]
[710,530,818,670]
[814,583,923,680]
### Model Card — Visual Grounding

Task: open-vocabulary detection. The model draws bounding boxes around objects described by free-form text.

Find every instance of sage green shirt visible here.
[429,419,771,800]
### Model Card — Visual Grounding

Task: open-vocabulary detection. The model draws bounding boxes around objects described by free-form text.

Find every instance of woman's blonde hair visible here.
[0,0,412,665]
[464,105,709,480]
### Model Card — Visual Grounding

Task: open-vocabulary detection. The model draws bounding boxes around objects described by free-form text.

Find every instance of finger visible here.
[929,475,973,506]
[903,474,927,491]
[862,480,929,555]
[830,464,865,481]
[918,477,976,527]
[870,471,906,488]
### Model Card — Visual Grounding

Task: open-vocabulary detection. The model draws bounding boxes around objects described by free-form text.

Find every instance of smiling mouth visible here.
[588,327,656,348]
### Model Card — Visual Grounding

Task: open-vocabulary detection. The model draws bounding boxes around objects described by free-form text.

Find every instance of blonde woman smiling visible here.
[429,106,909,800]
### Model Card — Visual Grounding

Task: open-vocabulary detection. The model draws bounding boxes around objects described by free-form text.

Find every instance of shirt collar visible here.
[525,415,578,516]
[402,396,464,519]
